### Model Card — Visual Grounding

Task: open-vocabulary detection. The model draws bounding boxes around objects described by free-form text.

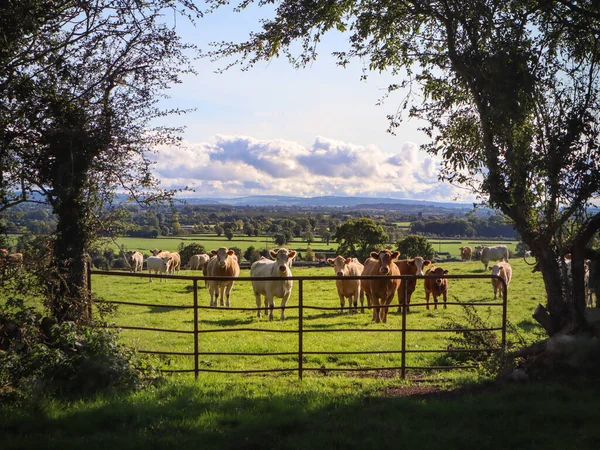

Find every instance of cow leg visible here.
[425,291,430,310]
[338,293,345,314]
[351,294,358,314]
[371,298,380,323]
[254,292,262,318]
[224,283,233,307]
[280,291,292,321]
[359,290,365,314]
[218,285,225,307]
[266,294,276,321]
[406,290,413,313]
[209,282,216,307]
[443,291,447,309]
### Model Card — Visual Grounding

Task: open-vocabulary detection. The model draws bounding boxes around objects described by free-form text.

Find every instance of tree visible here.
[224,228,234,241]
[396,235,436,261]
[333,218,388,261]
[1,1,200,321]
[207,0,600,334]
[321,230,332,246]
[273,233,287,247]
[302,231,314,246]
[214,225,224,237]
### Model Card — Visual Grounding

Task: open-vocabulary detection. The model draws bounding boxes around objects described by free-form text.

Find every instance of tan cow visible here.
[6,252,23,269]
[0,248,8,257]
[126,251,143,273]
[395,256,431,313]
[250,248,297,321]
[490,262,512,299]
[168,252,181,274]
[459,246,472,262]
[207,247,240,307]
[363,249,401,323]
[424,266,449,309]
[187,253,210,270]
[480,245,509,269]
[327,256,364,313]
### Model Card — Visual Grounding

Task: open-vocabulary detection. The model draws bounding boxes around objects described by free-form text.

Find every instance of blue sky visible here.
[149,4,475,203]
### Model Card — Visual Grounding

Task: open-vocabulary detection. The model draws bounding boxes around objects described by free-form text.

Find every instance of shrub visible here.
[244,246,262,263]
[0,299,157,403]
[396,235,436,260]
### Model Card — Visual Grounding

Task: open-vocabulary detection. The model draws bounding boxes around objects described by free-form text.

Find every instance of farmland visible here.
[90,256,544,378]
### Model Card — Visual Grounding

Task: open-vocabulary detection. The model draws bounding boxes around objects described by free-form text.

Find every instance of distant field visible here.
[106,234,336,255]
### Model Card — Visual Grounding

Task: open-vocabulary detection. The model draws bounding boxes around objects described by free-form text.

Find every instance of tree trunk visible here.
[48,148,93,323]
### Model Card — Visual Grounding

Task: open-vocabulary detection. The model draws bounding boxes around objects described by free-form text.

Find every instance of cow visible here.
[0,248,8,258]
[206,247,240,307]
[126,251,143,273]
[187,253,210,270]
[327,256,364,313]
[362,249,401,323]
[360,256,378,315]
[480,245,509,269]
[424,266,449,310]
[489,262,512,299]
[474,245,484,261]
[168,252,181,274]
[250,248,297,321]
[152,249,171,257]
[147,255,171,283]
[395,256,432,313]
[459,246,472,262]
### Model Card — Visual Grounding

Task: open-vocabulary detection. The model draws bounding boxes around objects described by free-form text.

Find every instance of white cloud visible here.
[148,134,473,201]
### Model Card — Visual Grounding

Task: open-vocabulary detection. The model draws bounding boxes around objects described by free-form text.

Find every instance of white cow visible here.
[206,247,240,307]
[250,248,297,321]
[126,251,143,273]
[147,255,171,283]
[327,256,364,313]
[490,262,512,299]
[187,253,210,270]
[480,245,509,269]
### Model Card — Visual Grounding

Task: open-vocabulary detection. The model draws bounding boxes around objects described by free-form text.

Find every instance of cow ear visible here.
[211,250,217,255]
[391,251,400,260]
[370,251,379,259]
[227,250,235,256]
[288,251,297,260]
[424,260,431,266]
[443,270,449,275]
[488,267,493,271]
[270,250,277,259]
[345,257,352,265]
[327,258,335,266]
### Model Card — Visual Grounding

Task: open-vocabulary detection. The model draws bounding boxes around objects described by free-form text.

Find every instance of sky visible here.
[149,4,477,204]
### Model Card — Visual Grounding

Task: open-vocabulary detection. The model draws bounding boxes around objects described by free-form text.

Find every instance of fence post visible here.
[193,278,199,380]
[501,278,508,352]
[87,260,93,321]
[298,279,303,380]
[401,277,407,379]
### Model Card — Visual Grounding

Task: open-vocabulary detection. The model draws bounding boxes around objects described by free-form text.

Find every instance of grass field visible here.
[89,257,544,377]
[5,254,599,449]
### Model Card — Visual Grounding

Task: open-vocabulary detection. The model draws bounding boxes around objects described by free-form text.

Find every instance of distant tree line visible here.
[410,215,517,238]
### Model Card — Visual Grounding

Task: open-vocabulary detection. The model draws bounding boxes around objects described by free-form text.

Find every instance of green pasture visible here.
[3,376,600,450]
[90,257,546,377]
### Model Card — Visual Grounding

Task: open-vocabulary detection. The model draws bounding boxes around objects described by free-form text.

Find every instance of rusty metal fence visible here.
[89,271,508,379]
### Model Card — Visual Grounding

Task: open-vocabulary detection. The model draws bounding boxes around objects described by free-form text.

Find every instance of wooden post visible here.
[401,277,408,379]
[193,279,199,380]
[298,279,303,380]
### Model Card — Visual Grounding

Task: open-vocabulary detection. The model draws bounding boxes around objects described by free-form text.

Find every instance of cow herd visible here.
[121,244,513,324]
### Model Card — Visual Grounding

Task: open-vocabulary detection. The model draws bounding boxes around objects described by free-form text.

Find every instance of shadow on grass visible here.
[196,317,256,327]
[147,305,190,314]
[3,378,600,450]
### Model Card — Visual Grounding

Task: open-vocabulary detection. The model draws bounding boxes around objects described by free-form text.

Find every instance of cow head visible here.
[408,256,431,276]
[328,255,352,277]
[160,255,172,271]
[270,248,297,273]
[428,266,449,287]
[212,247,235,269]
[371,250,400,275]
[489,264,504,277]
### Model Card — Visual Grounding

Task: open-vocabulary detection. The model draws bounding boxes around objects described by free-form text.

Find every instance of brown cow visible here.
[395,256,431,313]
[424,266,449,310]
[207,247,240,307]
[490,262,512,299]
[6,252,23,269]
[459,246,472,262]
[327,256,364,313]
[363,249,401,323]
